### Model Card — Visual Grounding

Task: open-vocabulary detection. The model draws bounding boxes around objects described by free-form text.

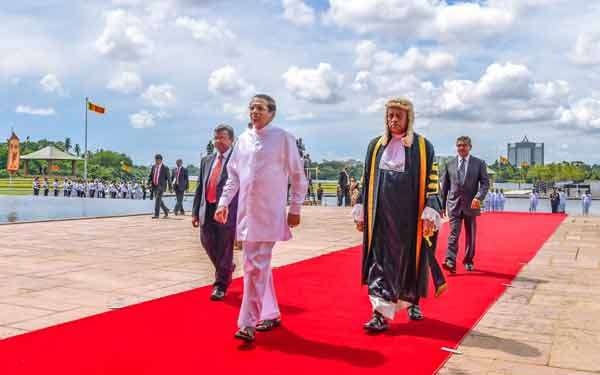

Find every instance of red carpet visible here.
[0,213,565,375]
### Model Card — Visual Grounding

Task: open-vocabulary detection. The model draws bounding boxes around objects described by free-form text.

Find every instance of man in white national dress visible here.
[214,94,308,343]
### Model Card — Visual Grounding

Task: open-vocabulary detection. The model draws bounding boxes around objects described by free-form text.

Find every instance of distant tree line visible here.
[489,159,600,183]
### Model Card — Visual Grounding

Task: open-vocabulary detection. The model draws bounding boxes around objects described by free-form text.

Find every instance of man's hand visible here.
[192,215,199,228]
[471,198,481,210]
[214,206,229,224]
[287,213,301,228]
[356,222,365,232]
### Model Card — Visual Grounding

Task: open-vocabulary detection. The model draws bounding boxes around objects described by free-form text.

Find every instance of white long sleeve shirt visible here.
[218,124,308,242]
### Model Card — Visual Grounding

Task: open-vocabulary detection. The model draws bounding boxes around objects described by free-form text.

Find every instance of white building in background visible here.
[508,136,544,167]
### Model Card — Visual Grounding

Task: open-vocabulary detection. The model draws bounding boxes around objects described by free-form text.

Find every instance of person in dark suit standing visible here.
[338,167,350,206]
[171,159,189,216]
[148,154,171,219]
[192,124,238,301]
[441,136,490,273]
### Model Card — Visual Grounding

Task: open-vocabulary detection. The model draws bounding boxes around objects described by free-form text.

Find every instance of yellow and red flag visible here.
[88,102,106,114]
[51,165,60,172]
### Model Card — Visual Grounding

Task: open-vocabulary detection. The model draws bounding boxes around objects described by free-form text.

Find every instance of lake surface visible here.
[319,196,598,216]
[0,195,194,224]
[0,195,597,224]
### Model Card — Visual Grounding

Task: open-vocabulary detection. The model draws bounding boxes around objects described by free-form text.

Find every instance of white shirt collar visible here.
[458,154,471,162]
[217,147,232,159]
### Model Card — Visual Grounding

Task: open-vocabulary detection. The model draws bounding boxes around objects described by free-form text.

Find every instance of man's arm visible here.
[184,168,190,191]
[147,167,153,186]
[422,140,442,231]
[217,146,240,210]
[165,167,172,191]
[475,159,490,201]
[441,162,450,212]
[192,162,204,218]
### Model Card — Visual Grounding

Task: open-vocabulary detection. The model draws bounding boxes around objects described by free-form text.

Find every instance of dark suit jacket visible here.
[147,164,171,192]
[338,171,349,188]
[171,166,189,192]
[441,155,490,217]
[192,152,238,228]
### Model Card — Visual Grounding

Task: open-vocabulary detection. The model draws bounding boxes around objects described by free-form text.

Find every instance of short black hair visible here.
[251,94,276,113]
[214,124,234,140]
[155,154,163,160]
[456,136,472,146]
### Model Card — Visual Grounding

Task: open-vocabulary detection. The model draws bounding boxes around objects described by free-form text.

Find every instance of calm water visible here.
[0,195,194,224]
[319,196,598,216]
[0,195,596,224]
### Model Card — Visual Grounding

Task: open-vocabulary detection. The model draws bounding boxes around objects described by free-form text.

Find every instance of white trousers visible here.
[238,241,281,329]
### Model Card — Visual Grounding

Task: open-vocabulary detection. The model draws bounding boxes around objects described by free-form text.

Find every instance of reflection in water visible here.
[6,211,18,223]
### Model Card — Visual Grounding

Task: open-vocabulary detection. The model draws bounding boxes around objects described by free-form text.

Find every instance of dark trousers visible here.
[174,190,185,214]
[337,186,350,206]
[200,204,235,290]
[153,187,169,217]
[446,213,477,265]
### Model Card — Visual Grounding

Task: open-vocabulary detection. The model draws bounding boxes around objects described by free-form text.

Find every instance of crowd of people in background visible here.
[32,176,150,200]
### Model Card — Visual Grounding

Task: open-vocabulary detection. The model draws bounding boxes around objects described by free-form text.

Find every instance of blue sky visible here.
[2,0,600,167]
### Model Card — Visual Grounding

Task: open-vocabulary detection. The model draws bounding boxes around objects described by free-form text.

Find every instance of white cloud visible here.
[223,102,248,121]
[558,98,600,131]
[40,73,64,94]
[208,65,255,97]
[571,31,600,65]
[107,71,143,94]
[16,105,56,116]
[355,41,456,75]
[175,16,236,43]
[286,112,316,121]
[142,83,176,107]
[95,9,154,60]
[282,63,344,104]
[129,110,156,128]
[282,0,316,26]
[325,0,513,42]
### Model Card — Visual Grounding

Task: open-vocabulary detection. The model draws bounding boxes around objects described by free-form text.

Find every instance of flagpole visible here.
[84,97,88,181]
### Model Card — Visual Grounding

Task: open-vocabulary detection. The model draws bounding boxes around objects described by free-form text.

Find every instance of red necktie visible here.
[154,165,160,185]
[176,167,181,181]
[206,155,223,204]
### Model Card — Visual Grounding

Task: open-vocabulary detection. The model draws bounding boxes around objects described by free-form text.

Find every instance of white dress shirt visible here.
[218,125,308,242]
[457,154,471,176]
[379,134,406,172]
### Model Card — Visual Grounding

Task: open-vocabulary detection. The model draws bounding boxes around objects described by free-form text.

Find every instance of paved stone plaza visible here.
[1,210,599,374]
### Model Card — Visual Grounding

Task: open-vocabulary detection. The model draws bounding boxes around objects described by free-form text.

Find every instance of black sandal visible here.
[364,311,388,332]
[408,305,424,321]
[256,318,281,332]
[234,327,255,342]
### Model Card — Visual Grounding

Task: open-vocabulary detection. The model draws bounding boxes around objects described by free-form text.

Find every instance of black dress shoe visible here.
[234,327,255,343]
[210,288,225,301]
[256,318,281,332]
[163,211,169,218]
[465,263,474,272]
[442,260,456,274]
[151,216,159,219]
[364,311,388,332]
[408,305,424,321]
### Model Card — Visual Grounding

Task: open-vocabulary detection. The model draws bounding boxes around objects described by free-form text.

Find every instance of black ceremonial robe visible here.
[360,133,447,306]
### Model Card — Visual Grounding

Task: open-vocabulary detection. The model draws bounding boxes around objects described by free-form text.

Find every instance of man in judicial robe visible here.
[353,98,446,332]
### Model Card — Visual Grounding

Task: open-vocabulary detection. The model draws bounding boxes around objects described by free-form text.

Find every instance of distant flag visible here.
[88,101,106,114]
[120,161,131,173]
[51,165,60,172]
[499,156,509,165]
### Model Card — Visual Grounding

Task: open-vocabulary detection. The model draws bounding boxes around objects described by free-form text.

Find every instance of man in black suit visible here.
[192,124,238,301]
[148,154,171,219]
[338,167,350,206]
[441,136,490,273]
[171,159,189,216]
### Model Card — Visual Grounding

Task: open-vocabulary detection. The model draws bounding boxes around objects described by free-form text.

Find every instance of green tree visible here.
[64,137,72,152]
[74,144,81,156]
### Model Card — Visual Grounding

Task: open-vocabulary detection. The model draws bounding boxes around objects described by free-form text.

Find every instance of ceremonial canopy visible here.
[20,146,83,176]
